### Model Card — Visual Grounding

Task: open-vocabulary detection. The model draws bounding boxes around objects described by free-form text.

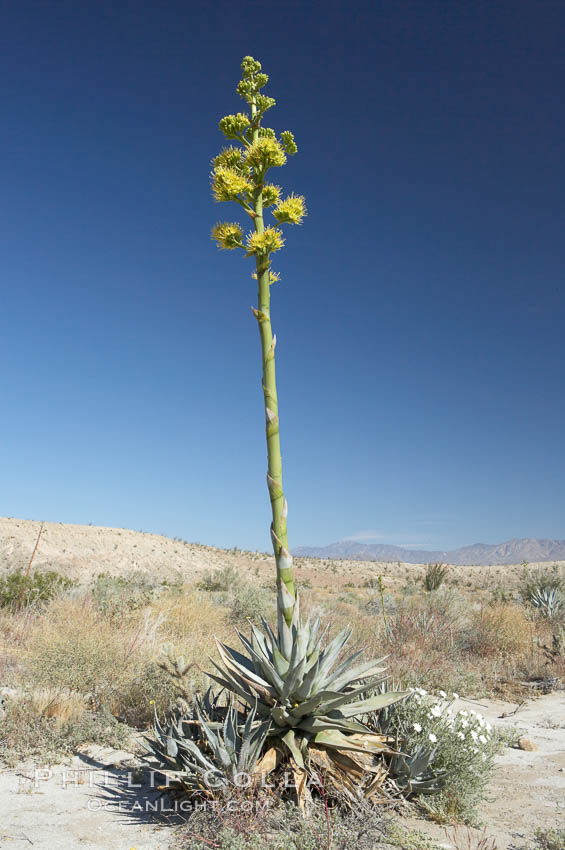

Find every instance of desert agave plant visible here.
[208,596,407,772]
[147,56,408,807]
[529,587,563,619]
[386,746,447,796]
[211,55,408,797]
[145,689,272,793]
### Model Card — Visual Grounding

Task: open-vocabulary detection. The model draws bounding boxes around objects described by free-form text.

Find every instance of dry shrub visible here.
[22,596,174,724]
[26,688,86,726]
[467,603,532,657]
[381,589,465,657]
[154,590,232,651]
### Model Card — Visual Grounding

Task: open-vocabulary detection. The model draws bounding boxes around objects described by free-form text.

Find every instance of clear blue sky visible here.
[2,1,563,551]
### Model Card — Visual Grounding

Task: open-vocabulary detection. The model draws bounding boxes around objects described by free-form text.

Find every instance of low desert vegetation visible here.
[1,558,562,846]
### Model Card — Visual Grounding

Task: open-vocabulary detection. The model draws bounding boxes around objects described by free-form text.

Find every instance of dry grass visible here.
[467,603,533,657]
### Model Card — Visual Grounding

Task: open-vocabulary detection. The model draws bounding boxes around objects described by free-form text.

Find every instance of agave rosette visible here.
[206,594,408,769]
[145,688,271,793]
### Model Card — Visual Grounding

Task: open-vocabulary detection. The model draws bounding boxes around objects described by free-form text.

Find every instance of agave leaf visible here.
[219,640,265,679]
[277,597,293,659]
[281,655,308,703]
[292,764,309,812]
[143,738,179,769]
[294,623,309,665]
[254,746,279,776]
[272,645,290,677]
[330,747,387,777]
[250,624,271,660]
[205,667,258,710]
[303,644,320,674]
[271,706,292,726]
[292,655,320,701]
[333,691,409,718]
[316,679,393,714]
[223,706,237,755]
[213,652,277,705]
[310,627,352,690]
[296,715,369,735]
[314,729,393,754]
[281,728,305,768]
[247,720,272,767]
[307,617,321,654]
[364,766,388,799]
[287,689,344,719]
[320,649,364,688]
[233,633,285,692]
[290,592,301,631]
[260,617,278,652]
[325,656,388,692]
[216,641,276,698]
[166,737,178,758]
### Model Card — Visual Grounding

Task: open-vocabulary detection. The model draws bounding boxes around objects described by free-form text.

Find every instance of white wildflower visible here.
[439,690,447,699]
[479,734,487,744]
[429,733,437,743]
[457,732,465,740]
[430,704,443,718]
[413,723,422,733]
[452,692,459,700]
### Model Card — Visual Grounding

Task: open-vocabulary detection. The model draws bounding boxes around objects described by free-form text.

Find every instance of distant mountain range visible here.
[293,538,565,566]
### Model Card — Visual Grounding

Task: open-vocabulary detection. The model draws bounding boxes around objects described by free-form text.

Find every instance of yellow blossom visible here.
[245,137,286,171]
[246,227,285,255]
[211,167,252,202]
[273,194,307,225]
[261,184,281,207]
[211,222,244,250]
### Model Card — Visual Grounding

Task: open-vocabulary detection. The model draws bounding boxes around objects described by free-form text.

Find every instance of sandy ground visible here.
[0,693,563,850]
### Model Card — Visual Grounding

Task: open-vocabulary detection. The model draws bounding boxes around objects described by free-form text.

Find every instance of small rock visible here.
[518,736,538,751]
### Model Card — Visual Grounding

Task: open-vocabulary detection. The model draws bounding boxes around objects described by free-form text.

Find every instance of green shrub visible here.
[180,800,406,850]
[423,563,448,592]
[90,571,156,619]
[228,582,274,623]
[0,568,73,610]
[384,689,499,824]
[0,693,131,767]
[515,828,565,850]
[520,565,564,603]
[198,565,240,592]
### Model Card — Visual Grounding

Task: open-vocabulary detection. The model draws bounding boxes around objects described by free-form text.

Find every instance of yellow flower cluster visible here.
[211,222,244,250]
[218,112,250,140]
[212,167,252,202]
[261,184,281,207]
[273,194,307,225]
[245,137,286,171]
[280,131,298,155]
[246,227,285,255]
[213,146,246,172]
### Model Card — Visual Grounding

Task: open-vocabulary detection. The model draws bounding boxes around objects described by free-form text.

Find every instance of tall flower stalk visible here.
[211,57,306,625]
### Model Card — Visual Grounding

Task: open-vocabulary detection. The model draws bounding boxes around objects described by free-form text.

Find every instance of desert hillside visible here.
[2,516,564,591]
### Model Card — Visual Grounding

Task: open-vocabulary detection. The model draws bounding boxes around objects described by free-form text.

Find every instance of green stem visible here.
[250,96,295,625]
